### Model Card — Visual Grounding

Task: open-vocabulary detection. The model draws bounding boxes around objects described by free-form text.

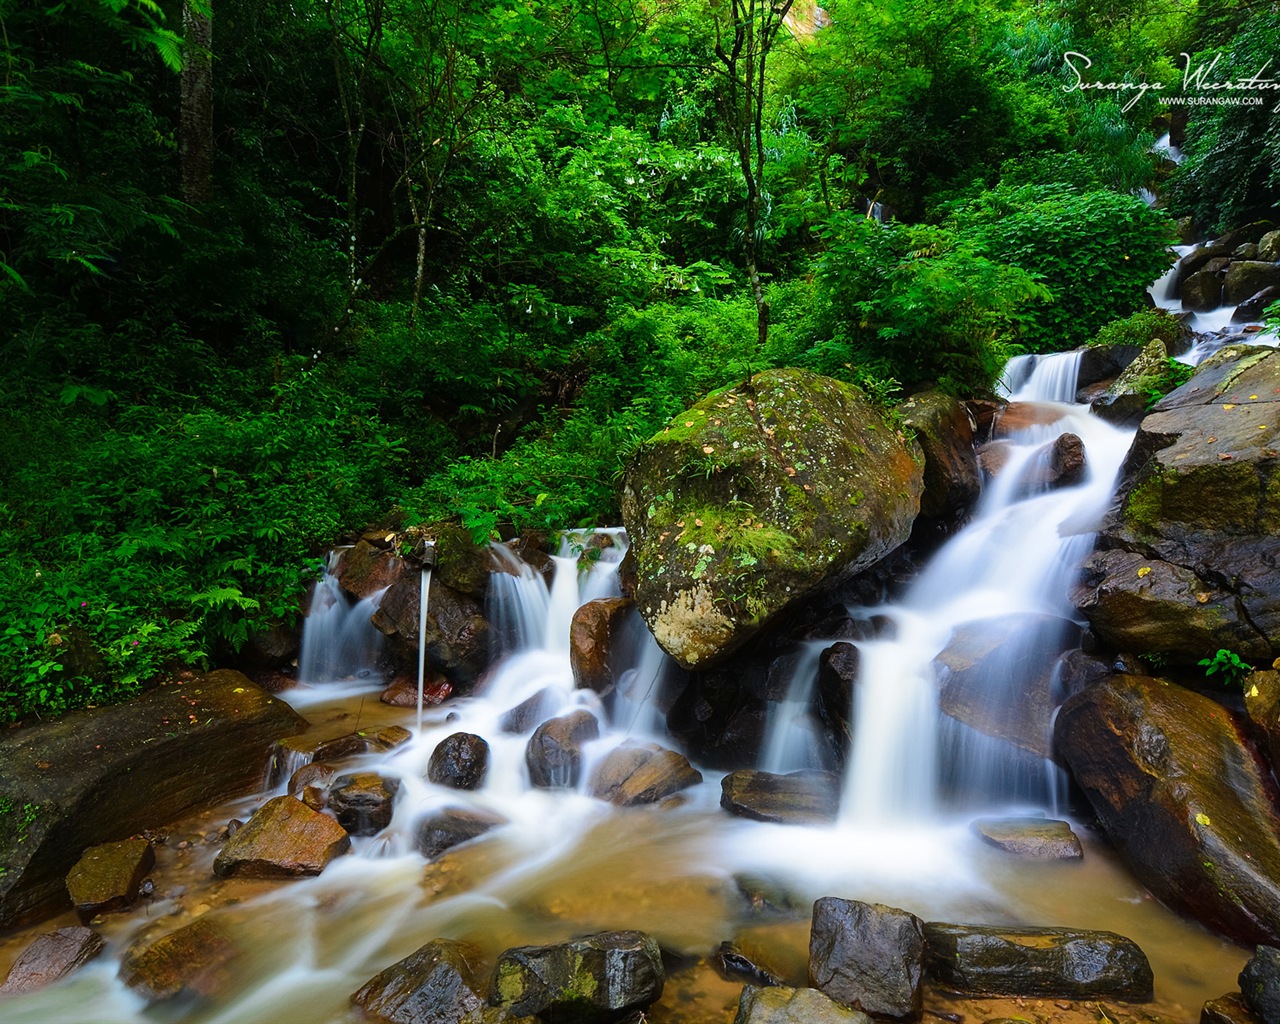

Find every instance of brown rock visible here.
[570,597,635,692]
[372,578,490,685]
[334,539,412,599]
[382,673,453,708]
[720,770,840,825]
[119,917,239,1003]
[1202,991,1264,1024]
[65,838,155,920]
[212,795,351,878]
[971,817,1083,859]
[414,807,507,860]
[329,773,400,836]
[428,732,490,790]
[1056,674,1280,945]
[526,710,600,789]
[992,402,1069,438]
[587,742,703,805]
[0,669,305,928]
[1244,669,1280,772]
[0,926,104,995]
[351,937,486,1023]
[900,391,981,527]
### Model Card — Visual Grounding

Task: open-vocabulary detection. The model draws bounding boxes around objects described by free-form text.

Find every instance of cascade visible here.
[295,551,388,691]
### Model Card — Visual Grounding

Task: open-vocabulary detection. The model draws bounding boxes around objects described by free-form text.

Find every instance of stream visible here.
[2,281,1276,1021]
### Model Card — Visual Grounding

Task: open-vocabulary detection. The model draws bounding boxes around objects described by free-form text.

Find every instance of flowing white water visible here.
[416,564,432,734]
[295,552,388,694]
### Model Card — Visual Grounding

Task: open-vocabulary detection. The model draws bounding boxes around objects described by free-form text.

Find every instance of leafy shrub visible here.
[1087,308,1185,349]
[952,184,1175,352]
[1199,648,1253,687]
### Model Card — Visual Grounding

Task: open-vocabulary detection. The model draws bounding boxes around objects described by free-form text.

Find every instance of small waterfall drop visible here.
[296,552,388,686]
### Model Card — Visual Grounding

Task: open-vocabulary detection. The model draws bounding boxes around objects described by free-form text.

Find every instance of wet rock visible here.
[620,368,923,670]
[0,669,305,928]
[935,615,1080,759]
[432,522,494,601]
[715,941,784,986]
[119,916,239,1003]
[335,539,412,599]
[329,773,400,836]
[1091,339,1169,425]
[1054,649,1114,701]
[0,926,105,995]
[735,984,872,1024]
[1225,262,1280,306]
[372,577,490,686]
[1234,286,1280,323]
[526,710,600,789]
[1203,991,1264,1024]
[351,937,485,1024]
[966,400,1002,444]
[900,391,981,530]
[1078,345,1144,390]
[212,795,351,877]
[414,807,506,860]
[1182,266,1227,311]
[500,688,559,734]
[428,733,490,790]
[922,922,1153,1000]
[1176,242,1233,285]
[571,598,635,693]
[816,642,859,759]
[1042,432,1086,486]
[1240,946,1280,1023]
[587,742,702,806]
[1243,670,1280,772]
[971,817,1083,859]
[369,725,413,751]
[808,898,925,1020]
[720,770,840,825]
[1055,674,1280,945]
[1077,346,1280,665]
[992,402,1069,437]
[491,930,665,1023]
[1261,231,1280,263]
[383,674,453,708]
[241,622,299,671]
[65,837,155,920]
[976,441,1012,479]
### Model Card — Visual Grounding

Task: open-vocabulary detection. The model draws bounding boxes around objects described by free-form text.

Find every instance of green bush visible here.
[952,184,1175,351]
[1087,308,1185,349]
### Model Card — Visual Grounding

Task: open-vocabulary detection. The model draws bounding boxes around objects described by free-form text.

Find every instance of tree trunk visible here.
[180,0,214,205]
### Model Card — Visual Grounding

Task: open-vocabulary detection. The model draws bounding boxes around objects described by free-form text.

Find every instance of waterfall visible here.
[839,351,1134,821]
[296,552,388,686]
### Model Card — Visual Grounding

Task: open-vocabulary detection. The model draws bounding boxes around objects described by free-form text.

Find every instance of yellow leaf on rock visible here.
[1223,404,1236,410]
[1196,592,1211,604]
[1137,566,1151,578]
[1196,813,1211,826]
[1250,685,1260,698]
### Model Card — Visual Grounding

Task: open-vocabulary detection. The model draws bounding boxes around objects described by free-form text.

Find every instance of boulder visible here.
[976,441,1012,479]
[414,807,506,860]
[921,922,1153,1000]
[935,615,1080,758]
[0,926,104,995]
[1244,670,1280,772]
[1203,992,1264,1024]
[1261,230,1280,263]
[735,985,872,1024]
[620,368,923,669]
[1225,262,1280,307]
[65,837,155,920]
[328,773,400,836]
[808,898,925,1020]
[587,742,702,806]
[1091,338,1168,425]
[372,577,490,685]
[1078,345,1143,390]
[212,795,351,878]
[1077,346,1280,664]
[491,930,665,1023]
[382,673,453,708]
[1240,946,1280,1024]
[0,670,305,928]
[720,770,840,825]
[1182,267,1227,311]
[1234,286,1280,323]
[288,762,336,800]
[118,916,240,1003]
[570,598,635,692]
[428,733,491,790]
[992,402,1069,438]
[526,710,600,789]
[351,937,486,1024]
[335,539,411,599]
[268,725,412,786]
[1217,222,1278,251]
[971,817,1083,860]
[1055,674,1280,945]
[899,391,980,529]
[431,522,495,601]
[1176,242,1232,285]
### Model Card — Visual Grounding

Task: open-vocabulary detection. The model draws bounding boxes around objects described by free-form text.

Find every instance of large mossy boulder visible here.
[1055,674,1280,945]
[621,369,924,669]
[0,670,305,929]
[898,391,980,531]
[1076,346,1280,664]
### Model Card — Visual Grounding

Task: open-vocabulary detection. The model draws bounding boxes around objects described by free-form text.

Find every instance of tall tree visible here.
[710,0,794,354]
[181,0,214,204]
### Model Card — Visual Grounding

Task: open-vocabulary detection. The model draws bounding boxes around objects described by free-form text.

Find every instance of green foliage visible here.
[1141,358,1195,409]
[1199,648,1254,687]
[1087,308,1185,349]
[952,184,1176,351]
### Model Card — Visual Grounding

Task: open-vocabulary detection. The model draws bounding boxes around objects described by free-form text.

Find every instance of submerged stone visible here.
[526,710,599,789]
[491,930,665,1023]
[0,926,104,996]
[621,368,923,669]
[922,922,1153,1000]
[971,817,1083,860]
[588,742,702,806]
[735,984,872,1024]
[414,807,506,861]
[720,770,840,825]
[119,917,240,1003]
